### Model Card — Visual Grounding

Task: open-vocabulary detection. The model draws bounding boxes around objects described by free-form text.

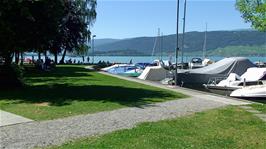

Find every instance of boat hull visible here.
[177,73,226,88]
[118,72,141,77]
[230,85,266,99]
[204,85,240,96]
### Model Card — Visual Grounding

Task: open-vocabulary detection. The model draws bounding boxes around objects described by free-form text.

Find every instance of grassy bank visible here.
[0,65,186,120]
[50,106,266,149]
[251,104,266,114]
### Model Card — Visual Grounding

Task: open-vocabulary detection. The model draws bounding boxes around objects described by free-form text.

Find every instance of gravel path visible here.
[1,97,228,149]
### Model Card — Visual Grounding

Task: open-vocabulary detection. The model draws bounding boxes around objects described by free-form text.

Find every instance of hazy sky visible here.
[90,0,251,39]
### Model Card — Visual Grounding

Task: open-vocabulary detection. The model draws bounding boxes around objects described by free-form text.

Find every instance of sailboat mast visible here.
[160,32,163,60]
[158,28,161,60]
[175,0,180,86]
[203,23,207,59]
[151,28,160,59]
[181,0,187,64]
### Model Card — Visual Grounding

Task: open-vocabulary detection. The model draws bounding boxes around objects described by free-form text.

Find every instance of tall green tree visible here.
[0,0,64,65]
[236,0,266,31]
[57,0,97,64]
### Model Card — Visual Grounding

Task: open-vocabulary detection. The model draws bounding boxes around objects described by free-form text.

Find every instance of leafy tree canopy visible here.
[236,0,266,31]
[0,0,65,64]
[0,0,97,65]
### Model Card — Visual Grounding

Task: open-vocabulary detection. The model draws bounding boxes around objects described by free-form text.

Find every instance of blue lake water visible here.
[91,56,266,63]
[25,55,266,64]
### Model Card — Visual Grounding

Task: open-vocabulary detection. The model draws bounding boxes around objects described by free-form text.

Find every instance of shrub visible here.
[0,64,24,89]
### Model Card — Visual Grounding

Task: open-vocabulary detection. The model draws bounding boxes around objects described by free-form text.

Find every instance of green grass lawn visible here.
[251,104,266,114]
[50,106,266,149]
[0,65,187,120]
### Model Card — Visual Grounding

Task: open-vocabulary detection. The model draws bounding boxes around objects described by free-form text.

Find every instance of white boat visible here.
[187,24,213,70]
[230,84,266,99]
[188,58,204,69]
[101,64,143,77]
[255,61,266,68]
[138,60,171,81]
[101,64,131,72]
[204,67,266,95]
[122,68,143,77]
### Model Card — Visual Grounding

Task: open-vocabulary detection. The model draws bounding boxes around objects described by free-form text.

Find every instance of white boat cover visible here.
[216,67,266,87]
[217,73,241,86]
[138,65,169,81]
[240,67,266,81]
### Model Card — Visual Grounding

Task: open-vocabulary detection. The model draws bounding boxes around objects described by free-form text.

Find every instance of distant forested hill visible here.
[94,30,266,56]
[94,38,120,47]
[207,46,266,56]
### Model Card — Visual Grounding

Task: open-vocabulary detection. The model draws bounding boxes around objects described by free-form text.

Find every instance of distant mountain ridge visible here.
[94,38,120,47]
[94,30,266,56]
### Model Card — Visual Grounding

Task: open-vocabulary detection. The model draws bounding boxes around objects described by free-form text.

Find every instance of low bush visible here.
[0,64,24,89]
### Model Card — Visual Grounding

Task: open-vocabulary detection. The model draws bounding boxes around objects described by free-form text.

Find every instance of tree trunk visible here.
[20,52,23,66]
[54,52,58,65]
[1,52,23,89]
[38,52,41,60]
[59,49,67,64]
[44,51,47,59]
[3,52,13,66]
[15,51,19,64]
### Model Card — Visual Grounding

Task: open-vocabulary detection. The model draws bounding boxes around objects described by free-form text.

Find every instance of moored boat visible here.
[176,57,256,88]
[230,84,266,99]
[138,60,172,81]
[101,64,143,77]
[204,67,266,95]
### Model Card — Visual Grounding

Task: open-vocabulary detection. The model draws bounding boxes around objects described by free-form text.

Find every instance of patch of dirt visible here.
[34,102,50,107]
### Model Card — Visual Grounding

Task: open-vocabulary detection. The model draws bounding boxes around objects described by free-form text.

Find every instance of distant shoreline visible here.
[23,55,266,64]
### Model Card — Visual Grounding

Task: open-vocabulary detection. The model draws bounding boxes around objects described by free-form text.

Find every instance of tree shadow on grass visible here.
[0,84,178,107]
[24,65,93,78]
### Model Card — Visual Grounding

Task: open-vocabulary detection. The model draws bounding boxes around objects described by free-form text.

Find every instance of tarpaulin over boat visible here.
[177,57,256,87]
